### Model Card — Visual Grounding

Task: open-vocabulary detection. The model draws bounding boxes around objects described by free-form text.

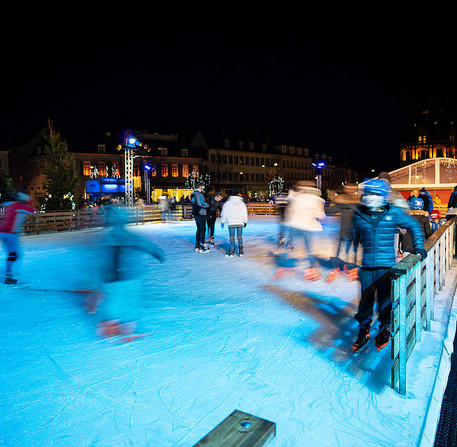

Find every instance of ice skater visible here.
[96,205,165,342]
[400,196,432,256]
[191,183,210,253]
[282,180,325,280]
[206,191,223,245]
[0,189,36,284]
[351,179,426,353]
[220,189,248,258]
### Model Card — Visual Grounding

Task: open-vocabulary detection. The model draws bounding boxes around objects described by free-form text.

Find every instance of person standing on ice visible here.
[96,205,165,342]
[205,191,223,246]
[220,189,248,258]
[351,178,427,353]
[282,180,325,280]
[0,189,36,284]
[191,183,209,253]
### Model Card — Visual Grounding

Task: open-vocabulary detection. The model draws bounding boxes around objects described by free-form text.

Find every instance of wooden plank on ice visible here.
[193,409,276,447]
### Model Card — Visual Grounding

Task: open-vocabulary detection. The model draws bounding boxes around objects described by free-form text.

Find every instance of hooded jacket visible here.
[353,203,424,268]
[220,195,248,226]
[284,187,325,232]
[190,189,208,216]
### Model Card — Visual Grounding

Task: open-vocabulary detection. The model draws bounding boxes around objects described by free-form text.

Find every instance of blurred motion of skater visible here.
[95,205,165,343]
[282,180,325,280]
[0,189,36,284]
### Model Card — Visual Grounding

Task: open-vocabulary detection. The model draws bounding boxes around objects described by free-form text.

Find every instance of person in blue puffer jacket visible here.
[351,178,427,353]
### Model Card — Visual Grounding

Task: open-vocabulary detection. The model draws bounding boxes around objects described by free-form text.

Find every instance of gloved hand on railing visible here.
[416,248,427,261]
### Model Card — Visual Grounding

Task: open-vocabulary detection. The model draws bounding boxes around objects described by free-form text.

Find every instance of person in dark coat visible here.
[351,179,427,353]
[418,187,433,216]
[448,186,457,209]
[206,192,223,245]
[191,183,209,253]
[401,197,432,254]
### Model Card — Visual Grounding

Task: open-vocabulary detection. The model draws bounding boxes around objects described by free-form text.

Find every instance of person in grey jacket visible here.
[191,183,209,253]
[351,179,427,353]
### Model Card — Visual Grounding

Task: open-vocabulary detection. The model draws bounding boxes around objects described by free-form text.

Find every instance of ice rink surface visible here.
[1,215,455,446]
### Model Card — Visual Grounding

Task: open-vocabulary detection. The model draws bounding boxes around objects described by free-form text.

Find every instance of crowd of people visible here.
[0,174,453,350]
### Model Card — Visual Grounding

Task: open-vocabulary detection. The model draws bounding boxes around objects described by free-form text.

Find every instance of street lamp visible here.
[144,164,151,203]
[312,158,326,190]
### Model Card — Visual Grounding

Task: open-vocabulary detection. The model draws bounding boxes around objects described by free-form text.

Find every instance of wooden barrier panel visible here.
[390,217,456,394]
[193,410,276,447]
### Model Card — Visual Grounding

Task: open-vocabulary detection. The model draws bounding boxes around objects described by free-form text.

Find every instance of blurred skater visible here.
[351,179,426,353]
[283,181,325,280]
[191,183,209,252]
[326,184,359,264]
[96,206,165,342]
[220,189,248,258]
[0,189,36,284]
[206,191,223,245]
[276,188,293,249]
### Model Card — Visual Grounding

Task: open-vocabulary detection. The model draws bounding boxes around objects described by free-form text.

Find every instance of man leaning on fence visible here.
[351,179,427,353]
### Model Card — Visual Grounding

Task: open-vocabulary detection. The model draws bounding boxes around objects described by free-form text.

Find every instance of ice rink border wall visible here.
[390,217,456,395]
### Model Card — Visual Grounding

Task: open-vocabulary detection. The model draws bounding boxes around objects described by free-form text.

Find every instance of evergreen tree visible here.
[38,120,78,210]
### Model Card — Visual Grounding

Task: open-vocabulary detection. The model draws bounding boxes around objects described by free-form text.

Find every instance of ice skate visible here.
[272,267,298,280]
[238,246,244,257]
[226,247,234,258]
[207,236,215,246]
[303,267,321,281]
[343,265,358,281]
[97,320,124,338]
[199,243,210,253]
[374,325,391,351]
[352,328,370,353]
[327,267,342,283]
[4,275,17,285]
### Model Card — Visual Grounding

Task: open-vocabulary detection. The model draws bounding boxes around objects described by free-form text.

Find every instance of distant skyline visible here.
[2,16,457,173]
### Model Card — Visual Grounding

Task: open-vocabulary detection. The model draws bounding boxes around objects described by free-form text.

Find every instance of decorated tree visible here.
[38,120,78,210]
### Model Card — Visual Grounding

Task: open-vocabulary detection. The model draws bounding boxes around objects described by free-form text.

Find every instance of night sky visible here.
[2,13,456,174]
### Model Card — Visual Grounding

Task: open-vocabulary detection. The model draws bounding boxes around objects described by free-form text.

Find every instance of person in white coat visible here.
[220,189,248,257]
[283,180,325,279]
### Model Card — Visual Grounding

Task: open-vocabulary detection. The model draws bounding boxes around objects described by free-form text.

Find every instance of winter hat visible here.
[409,197,424,210]
[430,210,441,219]
[231,189,240,196]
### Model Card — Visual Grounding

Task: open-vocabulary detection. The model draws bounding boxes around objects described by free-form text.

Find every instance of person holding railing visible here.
[351,179,427,353]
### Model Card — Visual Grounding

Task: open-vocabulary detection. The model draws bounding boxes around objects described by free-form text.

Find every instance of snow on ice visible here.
[0,215,455,446]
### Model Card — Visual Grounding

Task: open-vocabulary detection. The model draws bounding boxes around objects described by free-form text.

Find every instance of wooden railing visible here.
[390,217,456,394]
[9,203,280,235]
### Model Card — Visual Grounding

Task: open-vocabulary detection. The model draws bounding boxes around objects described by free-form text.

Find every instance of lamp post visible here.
[123,135,140,206]
[143,164,151,204]
[312,157,326,191]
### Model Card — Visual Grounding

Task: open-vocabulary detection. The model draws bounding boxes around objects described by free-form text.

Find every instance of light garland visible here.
[269,176,284,196]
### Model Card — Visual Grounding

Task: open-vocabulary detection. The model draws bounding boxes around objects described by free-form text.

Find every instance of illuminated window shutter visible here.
[162,164,168,177]
[172,164,178,177]
[182,164,189,177]
[83,161,90,176]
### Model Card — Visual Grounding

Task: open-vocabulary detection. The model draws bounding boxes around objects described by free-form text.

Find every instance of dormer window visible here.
[224,139,230,148]
[238,141,244,150]
[98,144,106,153]
[181,149,188,157]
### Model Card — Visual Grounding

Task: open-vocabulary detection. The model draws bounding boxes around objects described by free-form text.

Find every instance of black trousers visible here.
[207,215,217,238]
[194,215,207,246]
[355,267,392,330]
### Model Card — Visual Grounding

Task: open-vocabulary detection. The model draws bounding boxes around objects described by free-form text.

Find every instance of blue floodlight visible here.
[144,165,151,170]
[126,137,139,148]
[318,162,325,167]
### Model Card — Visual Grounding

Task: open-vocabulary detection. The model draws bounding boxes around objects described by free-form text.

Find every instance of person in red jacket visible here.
[0,190,36,284]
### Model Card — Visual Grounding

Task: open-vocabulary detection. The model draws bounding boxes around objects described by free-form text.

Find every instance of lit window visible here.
[98,161,106,176]
[134,163,140,176]
[182,164,189,177]
[161,164,168,177]
[112,162,119,177]
[172,164,178,177]
[192,164,199,177]
[83,161,90,176]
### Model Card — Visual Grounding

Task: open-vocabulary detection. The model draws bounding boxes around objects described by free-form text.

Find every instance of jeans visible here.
[1,232,19,275]
[228,225,243,249]
[207,215,217,238]
[288,227,315,267]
